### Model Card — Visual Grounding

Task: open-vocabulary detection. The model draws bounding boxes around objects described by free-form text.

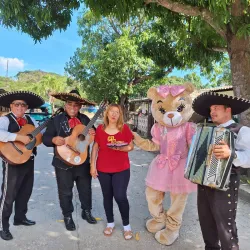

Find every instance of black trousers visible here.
[198,174,240,250]
[0,158,34,231]
[98,169,130,226]
[55,165,92,217]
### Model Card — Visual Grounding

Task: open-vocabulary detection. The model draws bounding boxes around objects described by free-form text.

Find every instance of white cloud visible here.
[0,56,25,71]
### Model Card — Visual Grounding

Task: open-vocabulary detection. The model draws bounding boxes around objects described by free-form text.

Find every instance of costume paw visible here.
[146,218,165,233]
[154,228,179,245]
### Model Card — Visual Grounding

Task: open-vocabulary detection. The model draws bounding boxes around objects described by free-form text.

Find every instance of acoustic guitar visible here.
[56,101,107,166]
[0,108,63,165]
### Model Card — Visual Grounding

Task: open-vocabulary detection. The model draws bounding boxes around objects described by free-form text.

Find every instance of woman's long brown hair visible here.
[103,104,124,132]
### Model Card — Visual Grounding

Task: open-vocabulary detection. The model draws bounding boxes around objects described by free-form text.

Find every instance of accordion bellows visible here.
[184,125,235,191]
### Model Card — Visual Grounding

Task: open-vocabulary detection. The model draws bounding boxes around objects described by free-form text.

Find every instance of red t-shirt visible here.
[95,124,133,173]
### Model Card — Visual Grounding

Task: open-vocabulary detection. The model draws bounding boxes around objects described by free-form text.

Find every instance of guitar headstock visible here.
[99,100,108,111]
[52,107,64,117]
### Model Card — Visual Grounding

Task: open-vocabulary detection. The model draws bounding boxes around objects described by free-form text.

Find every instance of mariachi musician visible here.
[42,90,97,231]
[0,91,44,241]
[192,91,250,250]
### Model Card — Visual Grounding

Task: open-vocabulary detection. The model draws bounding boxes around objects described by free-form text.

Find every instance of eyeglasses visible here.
[11,102,27,107]
[109,110,119,115]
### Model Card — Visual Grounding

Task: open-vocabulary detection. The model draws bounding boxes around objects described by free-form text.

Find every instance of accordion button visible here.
[231,237,233,240]
[228,223,231,225]
[228,194,231,197]
[235,181,237,183]
[229,209,232,212]
[228,201,231,204]
[235,201,237,204]
[234,188,237,190]
[228,218,232,220]
[229,229,232,233]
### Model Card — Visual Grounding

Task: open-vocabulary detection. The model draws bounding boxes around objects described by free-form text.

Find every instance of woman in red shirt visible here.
[90,104,134,240]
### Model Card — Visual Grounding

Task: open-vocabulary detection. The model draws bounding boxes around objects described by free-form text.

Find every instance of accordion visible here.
[184,125,235,191]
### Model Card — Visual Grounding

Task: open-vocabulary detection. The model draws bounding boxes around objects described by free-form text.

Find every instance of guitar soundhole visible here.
[78,134,85,141]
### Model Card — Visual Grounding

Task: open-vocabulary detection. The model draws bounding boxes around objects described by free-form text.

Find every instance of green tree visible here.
[0,0,80,41]
[83,0,250,125]
[184,72,207,90]
[65,11,169,110]
[201,58,232,87]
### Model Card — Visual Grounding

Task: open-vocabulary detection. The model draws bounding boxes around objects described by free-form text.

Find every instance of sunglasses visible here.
[11,102,28,107]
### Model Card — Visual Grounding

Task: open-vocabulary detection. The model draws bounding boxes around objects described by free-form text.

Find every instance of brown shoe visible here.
[124,230,133,240]
[103,227,114,236]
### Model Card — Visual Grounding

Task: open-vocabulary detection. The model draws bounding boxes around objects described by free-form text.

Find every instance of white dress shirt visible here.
[0,112,38,142]
[217,119,250,168]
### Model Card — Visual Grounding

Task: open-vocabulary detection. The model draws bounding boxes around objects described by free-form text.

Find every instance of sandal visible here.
[124,230,133,240]
[103,227,115,236]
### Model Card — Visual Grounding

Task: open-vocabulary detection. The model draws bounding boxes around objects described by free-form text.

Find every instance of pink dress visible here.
[145,122,197,193]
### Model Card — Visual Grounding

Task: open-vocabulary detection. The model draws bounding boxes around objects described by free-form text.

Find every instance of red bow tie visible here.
[16,117,27,127]
[68,117,81,128]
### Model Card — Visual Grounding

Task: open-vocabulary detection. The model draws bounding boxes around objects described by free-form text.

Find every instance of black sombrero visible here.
[0,91,44,109]
[50,90,96,106]
[192,91,250,117]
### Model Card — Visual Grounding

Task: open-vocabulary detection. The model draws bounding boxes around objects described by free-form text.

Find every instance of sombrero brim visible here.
[0,91,44,109]
[192,92,250,117]
[51,93,96,106]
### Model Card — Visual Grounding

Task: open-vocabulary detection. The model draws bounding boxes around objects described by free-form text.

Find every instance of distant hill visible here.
[16,70,61,83]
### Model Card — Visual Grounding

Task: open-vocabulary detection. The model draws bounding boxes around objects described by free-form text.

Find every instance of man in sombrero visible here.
[192,91,250,250]
[0,91,44,240]
[42,90,97,231]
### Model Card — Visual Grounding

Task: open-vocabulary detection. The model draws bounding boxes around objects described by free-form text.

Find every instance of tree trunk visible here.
[228,35,250,126]
[119,94,129,122]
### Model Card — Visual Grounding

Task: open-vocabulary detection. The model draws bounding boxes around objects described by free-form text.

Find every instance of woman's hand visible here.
[90,165,98,179]
[111,142,134,152]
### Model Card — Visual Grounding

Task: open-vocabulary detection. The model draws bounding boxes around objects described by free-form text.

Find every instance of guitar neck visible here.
[82,107,104,136]
[31,119,50,137]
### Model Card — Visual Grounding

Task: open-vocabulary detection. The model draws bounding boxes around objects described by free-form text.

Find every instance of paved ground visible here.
[0,145,250,250]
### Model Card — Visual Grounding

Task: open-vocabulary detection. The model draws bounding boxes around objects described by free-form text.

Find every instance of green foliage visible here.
[16,70,60,83]
[65,10,166,104]
[201,57,231,87]
[82,0,250,74]
[0,0,80,41]
[0,71,74,101]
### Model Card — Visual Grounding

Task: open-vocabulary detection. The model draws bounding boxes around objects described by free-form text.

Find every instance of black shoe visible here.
[82,210,97,224]
[64,216,76,231]
[14,218,36,226]
[0,230,13,241]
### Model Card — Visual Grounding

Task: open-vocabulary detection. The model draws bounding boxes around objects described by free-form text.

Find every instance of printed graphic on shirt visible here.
[107,135,128,147]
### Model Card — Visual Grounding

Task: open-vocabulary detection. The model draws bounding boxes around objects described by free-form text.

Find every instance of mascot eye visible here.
[177,103,185,112]
[159,107,166,114]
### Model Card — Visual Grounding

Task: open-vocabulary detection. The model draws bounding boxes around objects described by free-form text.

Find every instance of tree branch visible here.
[145,0,227,40]
[107,17,121,35]
[128,67,173,85]
[209,47,228,53]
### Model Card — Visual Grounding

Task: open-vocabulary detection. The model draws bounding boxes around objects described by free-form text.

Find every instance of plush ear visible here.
[147,87,159,100]
[184,82,195,94]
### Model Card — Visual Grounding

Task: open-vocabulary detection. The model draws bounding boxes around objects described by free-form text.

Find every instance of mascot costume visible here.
[133,83,197,245]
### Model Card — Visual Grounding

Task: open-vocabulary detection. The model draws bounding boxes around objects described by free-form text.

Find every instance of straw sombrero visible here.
[50,90,96,106]
[192,91,250,117]
[0,91,44,109]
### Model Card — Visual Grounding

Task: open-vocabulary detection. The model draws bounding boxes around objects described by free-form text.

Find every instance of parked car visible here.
[26,102,52,125]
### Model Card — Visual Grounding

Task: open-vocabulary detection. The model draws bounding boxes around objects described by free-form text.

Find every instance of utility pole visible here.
[6,59,8,78]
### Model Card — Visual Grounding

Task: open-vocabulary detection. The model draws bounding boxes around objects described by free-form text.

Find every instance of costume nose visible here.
[167,113,174,119]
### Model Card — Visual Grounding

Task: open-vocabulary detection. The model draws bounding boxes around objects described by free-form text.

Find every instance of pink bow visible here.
[156,154,181,171]
[157,85,186,98]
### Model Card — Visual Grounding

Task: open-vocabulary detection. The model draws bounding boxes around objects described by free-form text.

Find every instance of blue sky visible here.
[0,10,205,82]
[0,11,82,78]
